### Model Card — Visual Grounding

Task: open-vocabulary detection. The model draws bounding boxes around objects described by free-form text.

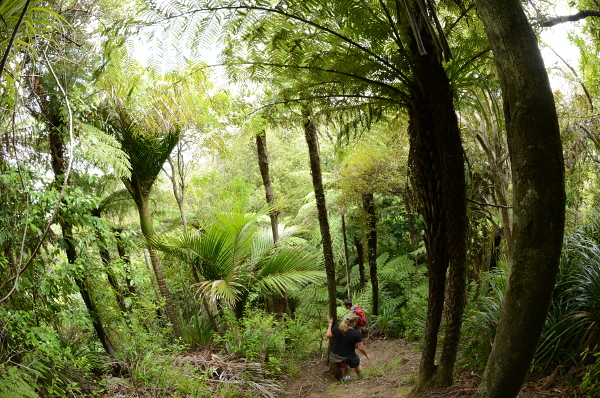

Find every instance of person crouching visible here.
[326,312,371,381]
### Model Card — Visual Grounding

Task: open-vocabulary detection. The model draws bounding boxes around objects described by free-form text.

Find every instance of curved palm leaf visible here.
[254,245,324,295]
[153,205,324,309]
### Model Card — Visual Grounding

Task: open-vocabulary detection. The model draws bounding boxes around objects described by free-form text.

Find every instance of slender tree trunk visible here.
[304,115,337,328]
[92,211,128,314]
[256,131,279,243]
[471,105,513,260]
[354,237,366,290]
[136,194,183,339]
[341,214,351,299]
[115,229,139,297]
[474,1,566,397]
[362,193,379,316]
[255,131,287,318]
[408,15,468,393]
[165,145,188,230]
[49,127,117,357]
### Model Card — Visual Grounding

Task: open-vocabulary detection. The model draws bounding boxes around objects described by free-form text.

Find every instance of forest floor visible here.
[280,337,578,398]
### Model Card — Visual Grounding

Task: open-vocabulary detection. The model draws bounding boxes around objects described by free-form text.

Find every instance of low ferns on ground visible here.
[0,366,39,398]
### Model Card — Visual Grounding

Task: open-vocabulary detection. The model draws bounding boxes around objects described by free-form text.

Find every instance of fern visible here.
[0,366,39,398]
[78,123,132,179]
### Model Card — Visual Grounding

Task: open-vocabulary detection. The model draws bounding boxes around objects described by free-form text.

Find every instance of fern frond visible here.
[78,123,132,179]
[0,365,39,398]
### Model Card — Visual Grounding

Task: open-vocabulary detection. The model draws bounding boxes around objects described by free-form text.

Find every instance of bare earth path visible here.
[281,337,575,398]
[282,337,420,398]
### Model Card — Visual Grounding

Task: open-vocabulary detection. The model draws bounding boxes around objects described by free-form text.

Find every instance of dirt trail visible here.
[282,337,420,398]
[280,338,574,398]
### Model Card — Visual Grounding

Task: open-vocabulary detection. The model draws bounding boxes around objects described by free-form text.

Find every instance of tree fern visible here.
[0,366,39,398]
[78,123,132,180]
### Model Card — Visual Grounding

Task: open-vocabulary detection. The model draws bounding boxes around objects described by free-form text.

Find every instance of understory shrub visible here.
[461,221,600,374]
[128,352,211,397]
[0,309,108,397]
[368,253,427,339]
[580,346,600,397]
[215,308,320,375]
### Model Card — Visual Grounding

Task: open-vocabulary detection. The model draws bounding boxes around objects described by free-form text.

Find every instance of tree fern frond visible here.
[78,123,132,179]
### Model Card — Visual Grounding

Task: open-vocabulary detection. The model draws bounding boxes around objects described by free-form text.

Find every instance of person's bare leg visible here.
[342,366,349,378]
[354,364,363,377]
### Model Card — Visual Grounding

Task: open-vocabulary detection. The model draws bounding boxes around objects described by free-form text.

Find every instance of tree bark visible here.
[304,115,337,328]
[474,1,566,397]
[341,214,351,299]
[165,151,188,230]
[49,127,117,357]
[408,13,468,393]
[256,131,279,244]
[354,236,366,290]
[134,189,182,339]
[362,193,379,316]
[255,131,287,319]
[92,210,129,315]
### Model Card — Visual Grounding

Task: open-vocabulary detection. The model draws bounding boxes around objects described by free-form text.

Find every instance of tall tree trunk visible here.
[49,128,117,357]
[256,131,279,244]
[408,16,468,394]
[354,236,366,290]
[115,229,139,297]
[341,214,351,299]
[362,193,379,316]
[165,143,188,230]
[304,115,337,328]
[137,194,183,339]
[92,211,129,315]
[255,131,287,318]
[474,1,566,397]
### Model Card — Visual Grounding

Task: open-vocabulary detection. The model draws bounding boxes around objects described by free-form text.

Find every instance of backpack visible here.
[351,306,367,327]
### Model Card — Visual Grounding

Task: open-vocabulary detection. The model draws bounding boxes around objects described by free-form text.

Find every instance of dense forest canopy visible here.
[1,1,600,397]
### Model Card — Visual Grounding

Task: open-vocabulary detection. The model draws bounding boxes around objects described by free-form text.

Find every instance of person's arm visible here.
[356,341,371,360]
[326,316,335,339]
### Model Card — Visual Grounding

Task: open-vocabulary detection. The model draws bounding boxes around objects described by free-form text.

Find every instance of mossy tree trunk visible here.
[474,1,566,396]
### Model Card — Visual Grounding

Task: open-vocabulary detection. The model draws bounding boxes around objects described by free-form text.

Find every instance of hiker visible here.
[343,299,366,328]
[327,312,371,381]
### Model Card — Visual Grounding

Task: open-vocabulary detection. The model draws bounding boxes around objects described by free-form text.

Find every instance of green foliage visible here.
[580,346,600,397]
[216,308,320,376]
[459,267,506,371]
[0,309,108,397]
[183,313,215,347]
[152,201,325,310]
[129,352,211,397]
[370,253,427,339]
[461,213,600,373]
[0,365,39,398]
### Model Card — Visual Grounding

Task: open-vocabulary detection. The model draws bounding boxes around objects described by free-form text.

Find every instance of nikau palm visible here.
[151,205,325,318]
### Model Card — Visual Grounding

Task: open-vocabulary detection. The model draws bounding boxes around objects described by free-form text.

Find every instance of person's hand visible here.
[327,316,333,326]
[365,353,371,360]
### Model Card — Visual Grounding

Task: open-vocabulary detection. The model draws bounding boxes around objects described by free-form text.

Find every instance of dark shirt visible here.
[331,324,362,357]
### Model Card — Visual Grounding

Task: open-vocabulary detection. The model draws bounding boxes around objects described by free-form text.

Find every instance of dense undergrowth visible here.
[5,211,600,397]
